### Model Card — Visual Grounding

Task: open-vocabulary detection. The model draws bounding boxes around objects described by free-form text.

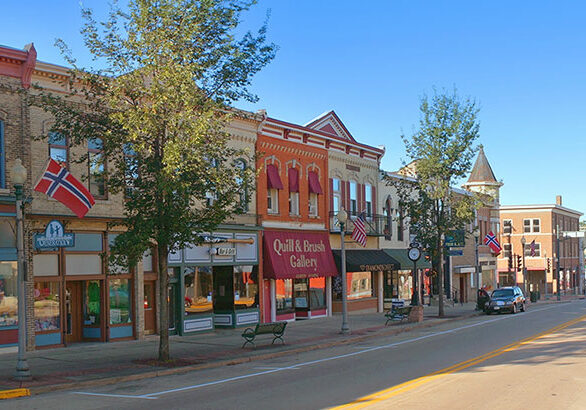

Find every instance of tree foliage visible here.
[35,0,276,360]
[386,89,483,316]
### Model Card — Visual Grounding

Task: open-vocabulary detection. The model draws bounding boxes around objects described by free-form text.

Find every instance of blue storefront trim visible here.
[0,248,16,261]
[83,327,101,339]
[36,332,61,347]
[110,325,133,339]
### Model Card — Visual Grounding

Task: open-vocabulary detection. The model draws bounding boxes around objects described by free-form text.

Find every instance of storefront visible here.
[32,220,134,348]
[167,230,260,334]
[0,209,18,349]
[382,249,432,308]
[263,230,337,321]
[332,249,399,312]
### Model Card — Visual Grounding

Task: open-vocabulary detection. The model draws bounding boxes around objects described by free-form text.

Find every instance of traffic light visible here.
[516,254,522,271]
[547,258,551,272]
[508,253,513,270]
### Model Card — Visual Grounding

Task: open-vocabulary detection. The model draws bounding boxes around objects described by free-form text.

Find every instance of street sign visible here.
[444,230,465,248]
[448,249,463,256]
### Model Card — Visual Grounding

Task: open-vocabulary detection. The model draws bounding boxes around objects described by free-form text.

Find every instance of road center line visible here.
[71,302,571,400]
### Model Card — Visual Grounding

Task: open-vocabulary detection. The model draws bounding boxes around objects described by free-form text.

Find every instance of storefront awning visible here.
[332,249,400,272]
[263,231,338,279]
[383,249,432,270]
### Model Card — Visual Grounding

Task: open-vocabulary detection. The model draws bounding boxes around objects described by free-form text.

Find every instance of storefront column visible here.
[270,279,276,322]
[377,271,384,313]
[326,276,332,317]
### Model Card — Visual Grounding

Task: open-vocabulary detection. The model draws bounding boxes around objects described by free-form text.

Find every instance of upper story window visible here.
[365,183,372,217]
[88,138,106,199]
[288,167,299,216]
[235,159,248,212]
[523,242,541,257]
[266,163,283,214]
[49,132,68,166]
[503,243,512,258]
[384,196,392,240]
[397,207,404,242]
[205,158,219,206]
[332,178,341,213]
[0,120,4,189]
[123,143,137,198]
[308,171,323,217]
[524,218,540,233]
[349,181,357,215]
[503,219,512,234]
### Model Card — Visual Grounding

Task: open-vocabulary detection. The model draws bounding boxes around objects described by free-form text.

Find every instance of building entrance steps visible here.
[0,296,581,396]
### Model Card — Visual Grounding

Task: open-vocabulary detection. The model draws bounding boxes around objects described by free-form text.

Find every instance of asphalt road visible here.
[5,300,586,410]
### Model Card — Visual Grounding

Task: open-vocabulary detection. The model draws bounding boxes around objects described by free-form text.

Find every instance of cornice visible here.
[260,141,326,160]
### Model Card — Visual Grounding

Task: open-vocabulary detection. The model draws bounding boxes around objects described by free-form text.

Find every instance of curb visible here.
[0,388,30,399]
[29,311,483,395]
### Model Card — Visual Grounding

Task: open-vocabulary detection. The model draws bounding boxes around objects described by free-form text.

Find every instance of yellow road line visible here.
[0,388,31,400]
[334,314,586,409]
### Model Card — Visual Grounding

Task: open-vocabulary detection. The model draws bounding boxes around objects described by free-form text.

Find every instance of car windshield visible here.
[491,289,514,298]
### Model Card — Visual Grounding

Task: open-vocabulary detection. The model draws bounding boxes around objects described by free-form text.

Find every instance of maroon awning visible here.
[263,231,338,279]
[308,171,323,194]
[288,168,299,192]
[267,164,284,189]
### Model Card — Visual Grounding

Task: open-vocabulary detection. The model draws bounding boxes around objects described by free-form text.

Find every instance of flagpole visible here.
[521,236,527,295]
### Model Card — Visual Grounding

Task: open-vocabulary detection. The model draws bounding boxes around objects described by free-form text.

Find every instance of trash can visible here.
[530,291,537,303]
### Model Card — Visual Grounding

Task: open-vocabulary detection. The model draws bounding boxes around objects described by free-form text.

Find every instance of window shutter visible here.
[329,178,334,213]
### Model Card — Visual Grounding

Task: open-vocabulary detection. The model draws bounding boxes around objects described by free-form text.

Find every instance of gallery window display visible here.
[34,282,60,331]
[0,261,17,327]
[109,279,131,325]
[233,266,258,309]
[276,279,293,314]
[83,280,100,325]
[184,266,213,316]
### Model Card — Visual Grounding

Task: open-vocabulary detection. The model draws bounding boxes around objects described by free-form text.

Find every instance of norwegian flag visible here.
[484,231,502,254]
[34,158,96,218]
[351,212,367,247]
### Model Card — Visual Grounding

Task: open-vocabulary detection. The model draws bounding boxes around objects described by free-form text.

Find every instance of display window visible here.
[83,280,101,325]
[233,266,258,309]
[109,279,131,324]
[0,261,17,327]
[276,279,293,314]
[309,277,326,309]
[34,282,60,331]
[184,266,213,316]
[348,271,373,300]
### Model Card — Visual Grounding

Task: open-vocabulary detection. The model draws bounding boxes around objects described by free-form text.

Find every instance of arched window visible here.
[88,138,106,199]
[384,196,392,240]
[235,159,248,212]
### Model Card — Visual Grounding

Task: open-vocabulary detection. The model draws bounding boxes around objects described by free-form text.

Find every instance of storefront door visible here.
[293,279,309,312]
[144,281,156,335]
[213,266,234,312]
[65,281,82,343]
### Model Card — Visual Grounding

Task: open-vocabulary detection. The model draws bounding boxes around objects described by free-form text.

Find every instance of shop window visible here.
[34,282,60,331]
[0,261,17,327]
[348,272,373,300]
[109,279,131,324]
[0,220,15,248]
[309,277,326,309]
[276,279,293,314]
[294,279,308,308]
[88,138,107,199]
[49,131,68,166]
[233,266,258,309]
[83,280,101,325]
[184,266,213,316]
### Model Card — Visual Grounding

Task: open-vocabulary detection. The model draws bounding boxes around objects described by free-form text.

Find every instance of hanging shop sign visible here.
[444,230,465,248]
[35,220,75,249]
[211,247,237,256]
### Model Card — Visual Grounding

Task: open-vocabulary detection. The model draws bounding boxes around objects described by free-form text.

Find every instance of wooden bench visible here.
[241,321,287,348]
[385,306,412,325]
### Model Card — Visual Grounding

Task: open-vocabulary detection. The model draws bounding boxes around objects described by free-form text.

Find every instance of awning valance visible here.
[382,249,432,270]
[332,249,399,273]
[267,164,284,190]
[263,231,338,279]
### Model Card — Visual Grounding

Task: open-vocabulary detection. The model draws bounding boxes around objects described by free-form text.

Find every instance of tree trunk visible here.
[157,243,170,361]
[438,235,445,317]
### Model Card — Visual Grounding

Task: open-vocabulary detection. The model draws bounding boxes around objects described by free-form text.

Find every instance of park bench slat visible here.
[242,321,287,348]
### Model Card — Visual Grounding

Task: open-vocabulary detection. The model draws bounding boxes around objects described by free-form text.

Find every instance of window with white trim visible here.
[503,219,512,234]
[523,242,541,257]
[523,218,540,233]
[309,193,318,216]
[332,178,341,213]
[289,191,299,215]
[365,183,372,217]
[267,189,279,214]
[503,243,512,258]
[349,181,357,215]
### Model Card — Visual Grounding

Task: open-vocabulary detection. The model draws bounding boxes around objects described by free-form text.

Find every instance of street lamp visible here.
[521,236,527,295]
[556,225,561,301]
[12,159,31,381]
[473,227,480,308]
[337,208,350,335]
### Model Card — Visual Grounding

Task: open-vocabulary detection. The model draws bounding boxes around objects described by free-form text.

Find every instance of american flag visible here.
[530,240,536,257]
[351,212,367,247]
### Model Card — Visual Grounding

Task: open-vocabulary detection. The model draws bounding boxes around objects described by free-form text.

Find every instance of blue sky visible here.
[2,1,584,216]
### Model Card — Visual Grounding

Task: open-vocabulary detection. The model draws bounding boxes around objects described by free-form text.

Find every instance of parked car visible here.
[485,286,526,314]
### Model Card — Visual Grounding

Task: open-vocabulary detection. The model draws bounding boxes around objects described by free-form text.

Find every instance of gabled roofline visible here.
[304,110,357,143]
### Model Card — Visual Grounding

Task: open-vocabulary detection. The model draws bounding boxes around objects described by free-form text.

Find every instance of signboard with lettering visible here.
[35,220,74,249]
[444,230,465,248]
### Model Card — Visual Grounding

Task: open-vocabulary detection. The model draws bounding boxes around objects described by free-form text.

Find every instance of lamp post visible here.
[337,208,350,335]
[556,225,561,301]
[12,159,31,381]
[473,227,480,308]
[521,236,527,295]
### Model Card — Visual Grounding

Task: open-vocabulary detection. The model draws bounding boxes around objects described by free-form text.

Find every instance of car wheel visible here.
[512,303,517,314]
[520,302,526,312]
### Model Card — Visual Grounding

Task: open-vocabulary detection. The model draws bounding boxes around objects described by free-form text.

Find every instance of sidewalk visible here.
[0,297,577,395]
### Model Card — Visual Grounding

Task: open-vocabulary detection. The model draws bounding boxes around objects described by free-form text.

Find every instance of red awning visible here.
[267,164,283,189]
[263,231,338,279]
[308,171,323,194]
[288,168,299,192]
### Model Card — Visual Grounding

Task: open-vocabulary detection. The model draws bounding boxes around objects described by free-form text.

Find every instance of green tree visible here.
[386,89,482,317]
[36,0,276,360]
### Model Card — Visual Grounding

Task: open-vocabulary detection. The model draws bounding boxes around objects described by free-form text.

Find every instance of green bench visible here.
[241,321,287,348]
[385,306,412,325]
